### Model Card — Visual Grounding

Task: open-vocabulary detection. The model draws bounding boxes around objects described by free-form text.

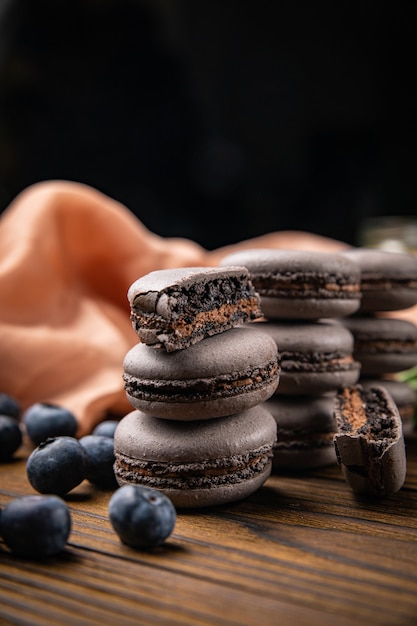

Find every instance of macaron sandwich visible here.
[127,266,262,352]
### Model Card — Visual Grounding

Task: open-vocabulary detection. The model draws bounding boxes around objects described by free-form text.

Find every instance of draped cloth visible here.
[0,180,408,435]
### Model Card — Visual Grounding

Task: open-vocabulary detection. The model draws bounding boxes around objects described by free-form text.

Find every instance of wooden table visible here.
[1,435,417,626]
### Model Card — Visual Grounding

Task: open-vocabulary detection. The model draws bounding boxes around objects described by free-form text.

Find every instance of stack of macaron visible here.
[339,248,417,436]
[220,249,362,471]
[113,266,281,508]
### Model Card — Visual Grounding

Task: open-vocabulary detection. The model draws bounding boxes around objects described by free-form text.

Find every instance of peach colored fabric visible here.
[0,180,413,435]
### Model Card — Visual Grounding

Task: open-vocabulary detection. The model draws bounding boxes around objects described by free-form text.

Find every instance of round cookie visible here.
[360,377,416,436]
[341,247,417,312]
[265,395,337,470]
[340,316,417,376]
[123,325,280,420]
[258,320,360,395]
[219,248,361,320]
[113,406,277,508]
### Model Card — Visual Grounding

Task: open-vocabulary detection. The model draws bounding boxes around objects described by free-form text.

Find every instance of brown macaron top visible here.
[114,406,277,463]
[123,324,279,381]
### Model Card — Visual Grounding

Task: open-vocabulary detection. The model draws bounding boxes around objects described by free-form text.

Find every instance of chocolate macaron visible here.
[258,320,360,395]
[123,325,280,420]
[113,406,277,508]
[341,247,417,313]
[333,384,407,496]
[127,266,262,352]
[265,395,337,470]
[219,249,361,319]
[340,316,417,376]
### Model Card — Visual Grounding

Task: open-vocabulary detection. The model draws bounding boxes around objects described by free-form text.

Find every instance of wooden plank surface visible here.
[1,436,417,626]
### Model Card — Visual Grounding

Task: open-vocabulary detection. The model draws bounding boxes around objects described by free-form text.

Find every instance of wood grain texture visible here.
[1,437,417,626]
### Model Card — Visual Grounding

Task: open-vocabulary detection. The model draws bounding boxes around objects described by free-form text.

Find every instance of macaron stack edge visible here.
[113,266,281,508]
[219,249,362,472]
[340,248,417,437]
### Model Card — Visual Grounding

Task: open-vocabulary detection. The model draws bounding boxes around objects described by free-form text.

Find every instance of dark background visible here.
[0,0,415,249]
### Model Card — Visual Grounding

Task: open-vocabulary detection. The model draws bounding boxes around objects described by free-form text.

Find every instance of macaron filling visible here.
[251,272,360,300]
[123,360,280,403]
[114,445,274,490]
[279,350,357,374]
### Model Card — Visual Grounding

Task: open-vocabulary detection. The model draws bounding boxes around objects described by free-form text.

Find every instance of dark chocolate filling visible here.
[280,351,355,373]
[335,386,398,455]
[361,278,417,290]
[249,271,360,299]
[353,339,417,354]
[114,445,273,490]
[123,360,279,402]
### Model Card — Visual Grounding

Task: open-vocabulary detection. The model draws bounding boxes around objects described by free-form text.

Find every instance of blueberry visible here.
[92,420,119,438]
[22,402,78,446]
[0,393,20,419]
[109,485,176,550]
[26,436,87,495]
[1,495,71,558]
[79,435,118,489]
[0,415,23,461]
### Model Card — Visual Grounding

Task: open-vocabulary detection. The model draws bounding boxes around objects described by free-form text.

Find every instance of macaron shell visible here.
[124,326,278,380]
[259,320,355,353]
[277,369,359,396]
[127,266,245,300]
[114,406,277,463]
[259,296,360,320]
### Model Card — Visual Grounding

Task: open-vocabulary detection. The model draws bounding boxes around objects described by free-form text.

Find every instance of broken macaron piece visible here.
[333,384,406,496]
[127,266,262,352]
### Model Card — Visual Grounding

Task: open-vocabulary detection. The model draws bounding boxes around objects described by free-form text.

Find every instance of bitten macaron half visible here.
[123,325,280,420]
[219,249,361,320]
[127,266,262,352]
[113,406,277,508]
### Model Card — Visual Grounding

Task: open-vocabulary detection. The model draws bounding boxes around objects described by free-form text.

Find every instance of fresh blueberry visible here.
[108,485,176,550]
[1,495,71,558]
[22,402,78,446]
[0,415,23,461]
[26,436,87,495]
[0,393,20,419]
[79,435,118,489]
[92,420,119,439]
